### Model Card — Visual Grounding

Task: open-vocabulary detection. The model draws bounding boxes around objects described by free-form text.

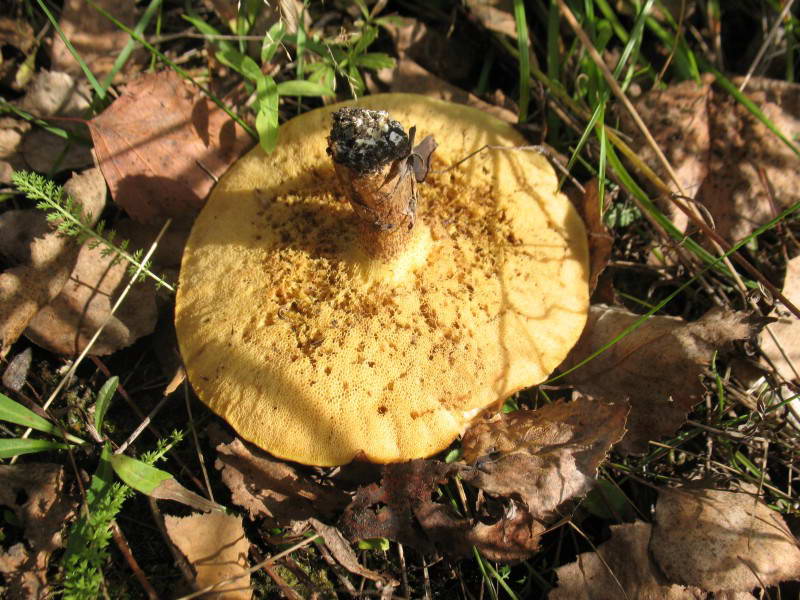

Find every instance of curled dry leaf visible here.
[621,76,800,243]
[0,168,105,356]
[48,0,143,79]
[760,255,800,381]
[164,512,251,600]
[307,518,394,586]
[561,306,760,454]
[572,180,613,295]
[0,464,77,600]
[213,431,349,524]
[461,397,627,521]
[89,70,254,223]
[651,486,800,592]
[551,521,706,600]
[339,459,543,562]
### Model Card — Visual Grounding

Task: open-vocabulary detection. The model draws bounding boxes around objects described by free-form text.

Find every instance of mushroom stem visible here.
[327,108,418,260]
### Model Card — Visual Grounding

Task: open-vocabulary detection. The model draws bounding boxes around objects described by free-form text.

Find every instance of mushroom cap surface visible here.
[176,94,589,466]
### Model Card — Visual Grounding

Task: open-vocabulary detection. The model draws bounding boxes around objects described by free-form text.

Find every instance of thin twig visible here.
[111,520,160,600]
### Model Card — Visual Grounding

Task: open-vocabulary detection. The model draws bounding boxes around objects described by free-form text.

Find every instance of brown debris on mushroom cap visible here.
[175,94,589,466]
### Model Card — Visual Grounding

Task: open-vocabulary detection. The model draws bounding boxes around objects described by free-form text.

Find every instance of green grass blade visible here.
[0,392,85,444]
[512,0,530,122]
[93,376,119,431]
[36,0,105,99]
[255,75,279,152]
[0,438,69,458]
[99,0,162,92]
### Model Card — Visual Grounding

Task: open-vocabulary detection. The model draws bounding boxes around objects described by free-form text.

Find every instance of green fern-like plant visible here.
[11,170,174,292]
[61,430,185,598]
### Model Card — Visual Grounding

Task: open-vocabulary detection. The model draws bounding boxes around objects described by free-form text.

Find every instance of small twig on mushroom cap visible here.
[327,107,437,260]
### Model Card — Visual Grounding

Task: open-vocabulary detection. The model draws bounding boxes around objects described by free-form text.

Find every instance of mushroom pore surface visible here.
[175,94,590,466]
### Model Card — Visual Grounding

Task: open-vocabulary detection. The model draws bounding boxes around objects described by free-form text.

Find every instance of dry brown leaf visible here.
[2,347,32,391]
[0,463,77,600]
[89,70,254,223]
[760,255,800,381]
[16,70,93,174]
[551,521,705,600]
[49,0,143,79]
[0,17,35,90]
[465,0,517,39]
[0,168,105,356]
[561,306,759,454]
[574,180,613,294]
[307,518,393,585]
[621,76,800,243]
[651,486,800,592]
[165,511,251,600]
[213,431,349,524]
[339,460,543,561]
[24,224,159,356]
[621,78,712,233]
[0,117,31,183]
[460,398,627,521]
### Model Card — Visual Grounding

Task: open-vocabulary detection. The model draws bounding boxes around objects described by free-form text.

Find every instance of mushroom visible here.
[175,94,589,466]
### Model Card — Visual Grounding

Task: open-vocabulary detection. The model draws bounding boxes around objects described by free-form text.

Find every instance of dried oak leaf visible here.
[49,0,143,80]
[0,463,77,600]
[164,511,251,600]
[561,306,759,454]
[651,486,800,592]
[0,168,105,356]
[339,460,543,561]
[89,70,254,224]
[760,255,800,381]
[551,521,706,600]
[213,430,349,524]
[460,397,627,521]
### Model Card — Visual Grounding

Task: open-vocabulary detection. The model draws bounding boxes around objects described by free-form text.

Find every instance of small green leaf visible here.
[358,537,390,551]
[0,392,85,444]
[255,75,279,153]
[353,25,378,56]
[0,392,55,432]
[261,21,286,63]
[238,55,263,83]
[275,79,335,97]
[444,448,462,463]
[93,376,119,431]
[353,53,396,71]
[0,438,68,458]
[110,453,221,511]
[110,453,171,495]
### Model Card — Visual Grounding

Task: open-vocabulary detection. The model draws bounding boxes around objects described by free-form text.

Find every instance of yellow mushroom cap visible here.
[175,94,589,466]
